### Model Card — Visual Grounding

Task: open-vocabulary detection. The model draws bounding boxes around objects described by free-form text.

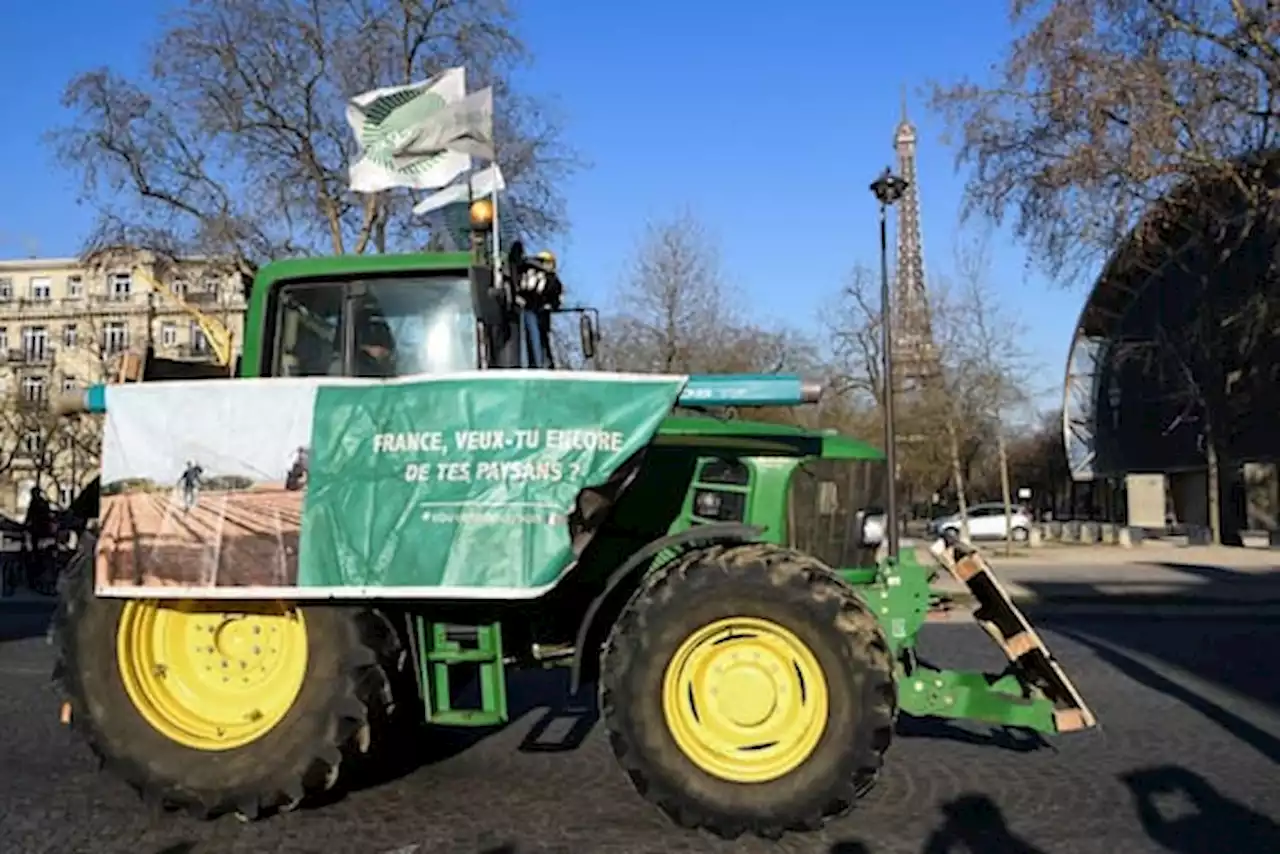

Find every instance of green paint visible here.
[896,666,1059,733]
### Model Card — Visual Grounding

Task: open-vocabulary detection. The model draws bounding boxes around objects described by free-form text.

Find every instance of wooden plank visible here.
[928,535,1098,732]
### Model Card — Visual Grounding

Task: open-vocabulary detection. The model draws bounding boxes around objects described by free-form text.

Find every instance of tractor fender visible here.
[568,523,764,695]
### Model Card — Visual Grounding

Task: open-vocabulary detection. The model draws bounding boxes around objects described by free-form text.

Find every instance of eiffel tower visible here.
[891,95,940,397]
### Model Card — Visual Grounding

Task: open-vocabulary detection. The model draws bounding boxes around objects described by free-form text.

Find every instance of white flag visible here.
[413,164,506,217]
[391,87,495,166]
[346,68,472,194]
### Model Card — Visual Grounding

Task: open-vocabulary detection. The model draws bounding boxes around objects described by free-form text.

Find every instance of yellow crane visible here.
[130,266,236,368]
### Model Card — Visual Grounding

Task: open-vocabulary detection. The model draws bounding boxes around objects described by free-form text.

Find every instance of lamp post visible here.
[870,166,909,560]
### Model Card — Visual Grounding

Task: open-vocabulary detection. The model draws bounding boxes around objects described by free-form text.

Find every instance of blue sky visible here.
[0,0,1087,411]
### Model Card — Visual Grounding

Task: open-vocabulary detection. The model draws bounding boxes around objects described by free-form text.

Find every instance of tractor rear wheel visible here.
[600,543,896,840]
[51,536,400,820]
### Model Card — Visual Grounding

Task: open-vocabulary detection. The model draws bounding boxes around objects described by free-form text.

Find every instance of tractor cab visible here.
[249,199,599,381]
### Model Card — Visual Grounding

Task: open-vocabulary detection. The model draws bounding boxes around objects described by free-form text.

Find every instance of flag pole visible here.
[489,154,501,272]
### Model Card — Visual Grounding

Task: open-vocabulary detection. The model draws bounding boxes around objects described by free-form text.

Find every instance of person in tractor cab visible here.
[354,317,397,377]
[325,299,398,378]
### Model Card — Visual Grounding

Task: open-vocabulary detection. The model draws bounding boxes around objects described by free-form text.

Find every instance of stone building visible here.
[0,252,246,516]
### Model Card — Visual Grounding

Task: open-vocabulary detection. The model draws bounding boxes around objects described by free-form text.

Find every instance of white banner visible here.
[346,68,473,194]
[413,164,507,216]
[391,86,495,166]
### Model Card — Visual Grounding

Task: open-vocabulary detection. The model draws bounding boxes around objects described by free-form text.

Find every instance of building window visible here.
[110,273,132,300]
[23,326,48,361]
[61,375,77,393]
[21,431,40,455]
[0,327,8,351]
[0,278,11,300]
[21,375,46,403]
[62,324,77,348]
[29,277,51,301]
[191,322,209,353]
[160,322,178,348]
[67,275,83,299]
[102,321,129,354]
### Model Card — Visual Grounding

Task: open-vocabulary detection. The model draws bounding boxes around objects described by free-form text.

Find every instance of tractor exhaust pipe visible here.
[53,385,107,416]
[680,375,825,407]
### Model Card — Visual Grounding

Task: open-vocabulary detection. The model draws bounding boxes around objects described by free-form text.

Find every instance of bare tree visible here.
[49,0,580,271]
[945,237,1037,552]
[824,264,989,520]
[931,0,1280,544]
[931,0,1279,282]
[600,212,813,377]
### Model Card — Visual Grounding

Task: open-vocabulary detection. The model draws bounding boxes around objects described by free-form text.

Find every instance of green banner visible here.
[93,373,686,599]
[298,374,686,591]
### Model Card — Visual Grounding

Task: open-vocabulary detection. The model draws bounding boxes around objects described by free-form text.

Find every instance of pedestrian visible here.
[179,460,204,512]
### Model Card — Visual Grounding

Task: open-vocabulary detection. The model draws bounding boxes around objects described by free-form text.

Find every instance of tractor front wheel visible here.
[52,538,399,820]
[600,543,896,840]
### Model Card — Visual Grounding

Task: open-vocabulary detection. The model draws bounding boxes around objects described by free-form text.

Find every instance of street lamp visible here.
[870,166,909,561]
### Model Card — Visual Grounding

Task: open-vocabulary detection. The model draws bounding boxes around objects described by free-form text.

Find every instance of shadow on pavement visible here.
[828,794,1044,854]
[1020,570,1280,717]
[896,716,1050,753]
[152,844,197,854]
[1041,620,1280,764]
[1123,765,1280,853]
[305,667,596,811]
[0,600,55,642]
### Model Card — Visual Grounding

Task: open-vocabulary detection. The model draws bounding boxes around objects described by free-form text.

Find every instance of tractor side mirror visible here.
[579,313,598,360]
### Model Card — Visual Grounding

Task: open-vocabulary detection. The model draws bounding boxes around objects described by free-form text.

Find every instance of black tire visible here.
[1011,526,1029,543]
[600,543,896,840]
[51,535,401,820]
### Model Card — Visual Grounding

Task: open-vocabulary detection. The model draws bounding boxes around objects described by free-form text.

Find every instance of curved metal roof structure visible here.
[1063,152,1280,481]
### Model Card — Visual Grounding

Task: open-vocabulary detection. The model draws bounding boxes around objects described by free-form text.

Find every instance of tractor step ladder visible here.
[928,537,1096,733]
[413,619,509,726]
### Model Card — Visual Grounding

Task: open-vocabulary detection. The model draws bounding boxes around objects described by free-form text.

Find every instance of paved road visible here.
[2,607,1278,854]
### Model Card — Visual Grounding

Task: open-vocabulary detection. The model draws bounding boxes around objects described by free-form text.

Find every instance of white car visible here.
[931,502,1032,543]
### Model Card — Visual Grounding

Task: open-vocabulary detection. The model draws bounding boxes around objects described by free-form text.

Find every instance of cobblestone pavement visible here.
[2,607,1278,854]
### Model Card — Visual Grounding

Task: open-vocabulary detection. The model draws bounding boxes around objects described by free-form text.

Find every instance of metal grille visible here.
[788,459,886,570]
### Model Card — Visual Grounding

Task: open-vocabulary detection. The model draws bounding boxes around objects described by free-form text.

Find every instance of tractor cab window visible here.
[271,275,477,378]
[274,283,343,377]
[358,277,476,377]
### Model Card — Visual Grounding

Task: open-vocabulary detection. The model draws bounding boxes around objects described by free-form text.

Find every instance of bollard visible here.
[1047,521,1063,541]
[1029,526,1043,548]
[1079,521,1099,543]
[1099,522,1116,544]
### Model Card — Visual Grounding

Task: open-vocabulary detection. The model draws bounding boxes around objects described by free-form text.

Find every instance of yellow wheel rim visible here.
[116,600,308,751]
[662,616,829,783]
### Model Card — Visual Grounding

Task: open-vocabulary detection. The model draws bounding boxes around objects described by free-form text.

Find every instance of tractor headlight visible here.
[693,488,746,522]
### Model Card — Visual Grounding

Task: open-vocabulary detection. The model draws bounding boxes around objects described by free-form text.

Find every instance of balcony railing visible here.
[3,347,57,365]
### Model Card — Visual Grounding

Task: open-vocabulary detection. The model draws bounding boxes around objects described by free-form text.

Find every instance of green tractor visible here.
[51,202,1094,840]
